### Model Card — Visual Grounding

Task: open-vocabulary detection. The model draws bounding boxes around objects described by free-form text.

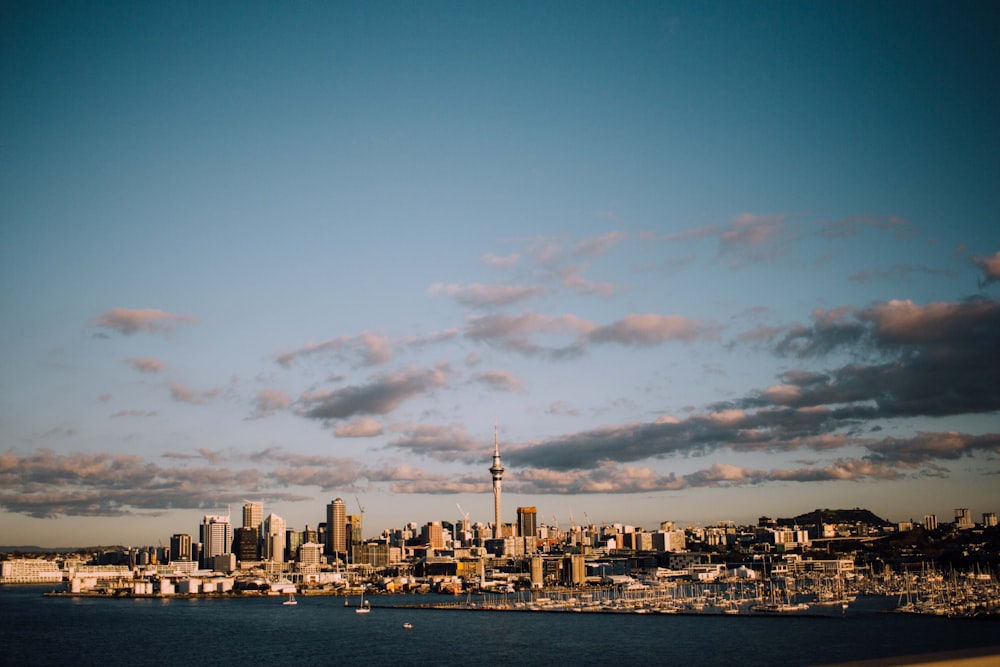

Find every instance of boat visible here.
[283,593,297,606]
[355,591,371,614]
[402,622,413,629]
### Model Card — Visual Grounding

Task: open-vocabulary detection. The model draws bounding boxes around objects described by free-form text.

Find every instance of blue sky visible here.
[2,1,998,547]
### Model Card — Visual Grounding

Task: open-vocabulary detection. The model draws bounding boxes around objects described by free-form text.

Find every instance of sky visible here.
[2,1,999,548]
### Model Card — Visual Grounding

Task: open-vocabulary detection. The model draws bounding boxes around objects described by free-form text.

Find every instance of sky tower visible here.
[489,420,505,539]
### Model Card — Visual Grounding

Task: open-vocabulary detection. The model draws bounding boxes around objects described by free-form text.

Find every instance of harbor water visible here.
[1,586,997,666]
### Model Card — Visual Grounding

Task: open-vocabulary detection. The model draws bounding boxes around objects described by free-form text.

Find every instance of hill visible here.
[777,508,890,528]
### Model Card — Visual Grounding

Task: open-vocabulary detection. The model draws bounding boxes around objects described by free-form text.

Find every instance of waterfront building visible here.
[200,514,232,566]
[489,421,505,539]
[298,542,324,567]
[517,506,537,539]
[327,497,347,559]
[0,559,62,583]
[170,533,193,561]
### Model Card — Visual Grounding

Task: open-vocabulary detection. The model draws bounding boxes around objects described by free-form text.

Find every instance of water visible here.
[1,587,997,666]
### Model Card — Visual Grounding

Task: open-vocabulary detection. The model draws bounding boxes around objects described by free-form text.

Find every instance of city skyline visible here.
[2,2,999,547]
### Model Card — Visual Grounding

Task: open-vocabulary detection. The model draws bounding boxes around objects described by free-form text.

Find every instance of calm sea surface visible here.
[1,586,997,666]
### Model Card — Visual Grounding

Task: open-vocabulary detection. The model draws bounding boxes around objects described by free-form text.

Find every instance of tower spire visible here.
[489,417,505,540]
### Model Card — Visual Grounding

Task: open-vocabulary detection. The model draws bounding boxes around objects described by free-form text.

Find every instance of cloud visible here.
[91,308,197,335]
[470,370,524,392]
[299,366,450,420]
[464,312,594,359]
[573,231,627,258]
[125,357,166,374]
[973,251,1000,286]
[481,253,520,268]
[247,389,290,420]
[277,332,393,368]
[403,328,459,348]
[817,215,915,240]
[662,213,794,267]
[110,409,158,418]
[545,401,579,416]
[556,266,616,297]
[428,282,545,308]
[385,422,485,463]
[0,449,305,518]
[335,417,384,438]
[848,264,956,284]
[168,381,222,405]
[587,314,712,346]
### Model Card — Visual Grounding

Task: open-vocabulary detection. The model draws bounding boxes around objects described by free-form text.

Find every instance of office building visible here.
[170,533,193,561]
[517,506,537,539]
[327,497,347,558]
[264,513,286,563]
[200,514,232,565]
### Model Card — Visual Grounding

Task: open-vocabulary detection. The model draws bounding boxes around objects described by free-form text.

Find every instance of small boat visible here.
[283,593,297,606]
[402,622,413,629]
[355,591,371,614]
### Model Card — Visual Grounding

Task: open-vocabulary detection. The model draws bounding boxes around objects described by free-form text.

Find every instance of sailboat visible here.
[355,590,371,614]
[283,593,297,606]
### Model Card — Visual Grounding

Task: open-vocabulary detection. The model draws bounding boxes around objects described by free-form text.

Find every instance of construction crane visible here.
[355,495,365,515]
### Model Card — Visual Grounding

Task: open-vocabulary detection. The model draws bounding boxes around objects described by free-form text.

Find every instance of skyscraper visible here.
[327,497,347,558]
[489,421,505,539]
[264,513,286,563]
[517,506,537,539]
[200,514,232,565]
[170,533,192,562]
[243,501,263,531]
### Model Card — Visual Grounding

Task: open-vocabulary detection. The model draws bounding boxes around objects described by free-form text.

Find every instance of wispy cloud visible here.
[848,264,956,284]
[817,214,915,240]
[125,357,166,374]
[587,314,713,346]
[428,282,545,308]
[110,409,158,418]
[662,213,795,267]
[277,332,393,368]
[247,389,290,420]
[334,417,384,438]
[481,253,520,268]
[91,308,198,336]
[168,381,222,405]
[470,370,524,392]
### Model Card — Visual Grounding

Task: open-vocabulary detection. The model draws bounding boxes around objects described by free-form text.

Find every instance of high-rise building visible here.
[264,513,286,563]
[327,498,347,557]
[923,514,938,530]
[243,501,263,530]
[201,514,232,565]
[233,527,259,561]
[517,506,537,539]
[955,508,973,529]
[347,514,363,563]
[489,422,505,539]
[984,512,997,528]
[170,533,192,561]
[421,522,444,550]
